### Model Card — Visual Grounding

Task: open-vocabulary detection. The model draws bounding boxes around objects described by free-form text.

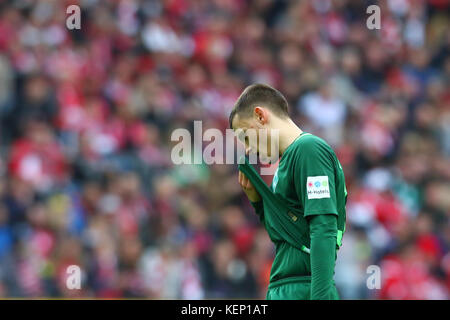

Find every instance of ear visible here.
[253,106,268,124]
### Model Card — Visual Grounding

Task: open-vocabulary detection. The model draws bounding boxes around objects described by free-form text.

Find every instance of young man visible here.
[229,84,347,300]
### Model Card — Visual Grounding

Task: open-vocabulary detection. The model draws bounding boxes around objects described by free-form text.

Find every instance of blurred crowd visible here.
[0,0,449,299]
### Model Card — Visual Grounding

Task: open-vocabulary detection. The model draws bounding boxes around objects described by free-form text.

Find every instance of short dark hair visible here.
[229,84,290,129]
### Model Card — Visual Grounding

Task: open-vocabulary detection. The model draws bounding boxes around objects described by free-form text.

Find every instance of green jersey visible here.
[242,132,347,298]
[268,132,346,281]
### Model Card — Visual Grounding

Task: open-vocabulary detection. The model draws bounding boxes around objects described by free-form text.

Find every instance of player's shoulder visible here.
[289,133,335,162]
[294,133,331,151]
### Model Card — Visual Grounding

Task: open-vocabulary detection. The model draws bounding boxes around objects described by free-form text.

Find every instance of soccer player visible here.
[229,84,347,300]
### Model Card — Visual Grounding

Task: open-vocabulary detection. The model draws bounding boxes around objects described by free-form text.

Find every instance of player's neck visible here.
[278,119,303,156]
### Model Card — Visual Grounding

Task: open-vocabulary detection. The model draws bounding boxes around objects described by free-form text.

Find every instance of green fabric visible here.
[266,277,340,300]
[309,214,339,300]
[247,133,347,246]
[337,229,344,247]
[273,133,347,228]
[239,156,310,254]
[268,275,311,289]
[250,200,264,221]
[264,215,340,300]
[266,280,311,300]
[239,132,347,300]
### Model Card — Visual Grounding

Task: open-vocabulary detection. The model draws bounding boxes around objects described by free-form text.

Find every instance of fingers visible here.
[238,171,244,187]
[238,171,253,190]
[239,171,246,188]
[245,177,252,189]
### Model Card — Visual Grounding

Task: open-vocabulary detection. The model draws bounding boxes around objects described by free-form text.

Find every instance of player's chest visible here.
[271,164,299,206]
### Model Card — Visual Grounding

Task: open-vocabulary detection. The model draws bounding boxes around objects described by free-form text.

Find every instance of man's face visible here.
[232,111,279,161]
[232,114,260,156]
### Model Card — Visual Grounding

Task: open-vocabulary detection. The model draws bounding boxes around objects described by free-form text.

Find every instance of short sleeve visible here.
[294,139,338,217]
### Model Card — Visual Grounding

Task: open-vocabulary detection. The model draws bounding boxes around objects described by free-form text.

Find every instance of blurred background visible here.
[0,0,449,299]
